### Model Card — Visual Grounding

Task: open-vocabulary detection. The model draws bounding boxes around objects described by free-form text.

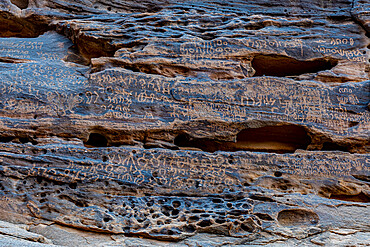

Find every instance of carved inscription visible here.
[0,146,368,190]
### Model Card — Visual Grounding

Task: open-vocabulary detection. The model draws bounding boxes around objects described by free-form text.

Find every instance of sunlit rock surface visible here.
[0,0,369,246]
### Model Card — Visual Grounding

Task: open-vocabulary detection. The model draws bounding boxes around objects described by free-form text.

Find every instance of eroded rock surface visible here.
[0,0,369,246]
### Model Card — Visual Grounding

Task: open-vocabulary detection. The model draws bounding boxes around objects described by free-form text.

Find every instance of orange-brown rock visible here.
[0,0,369,246]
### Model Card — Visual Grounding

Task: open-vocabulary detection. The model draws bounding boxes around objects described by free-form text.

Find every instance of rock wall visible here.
[0,0,369,246]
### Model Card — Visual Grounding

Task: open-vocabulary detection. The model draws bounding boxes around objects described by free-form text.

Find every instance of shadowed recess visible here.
[329,192,370,203]
[236,125,311,153]
[84,133,108,147]
[321,142,349,152]
[252,55,338,77]
[174,125,311,153]
[0,136,14,143]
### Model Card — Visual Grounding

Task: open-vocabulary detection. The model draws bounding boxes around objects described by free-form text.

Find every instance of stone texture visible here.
[0,0,369,246]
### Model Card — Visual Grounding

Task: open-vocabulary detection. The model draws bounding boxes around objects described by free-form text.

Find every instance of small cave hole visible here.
[171,209,180,216]
[172,201,181,208]
[0,136,14,143]
[197,219,212,227]
[69,183,77,189]
[188,216,199,222]
[19,137,31,144]
[252,55,337,77]
[228,155,234,164]
[349,121,359,128]
[84,133,108,147]
[241,223,254,232]
[236,125,311,153]
[280,185,288,190]
[216,218,226,224]
[161,205,173,216]
[274,171,283,177]
[137,217,146,223]
[212,198,223,204]
[174,133,190,147]
[183,225,195,233]
[321,142,348,152]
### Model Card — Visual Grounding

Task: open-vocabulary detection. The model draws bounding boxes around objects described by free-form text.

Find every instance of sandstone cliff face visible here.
[0,0,369,246]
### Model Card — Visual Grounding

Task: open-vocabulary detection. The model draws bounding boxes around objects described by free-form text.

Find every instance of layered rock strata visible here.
[0,0,369,246]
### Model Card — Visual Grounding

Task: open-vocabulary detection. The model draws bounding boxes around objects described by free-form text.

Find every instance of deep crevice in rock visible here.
[352,174,370,183]
[0,136,14,143]
[251,55,338,77]
[0,57,30,63]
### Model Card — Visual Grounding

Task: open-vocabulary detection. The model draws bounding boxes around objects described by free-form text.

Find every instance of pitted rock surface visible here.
[0,0,369,246]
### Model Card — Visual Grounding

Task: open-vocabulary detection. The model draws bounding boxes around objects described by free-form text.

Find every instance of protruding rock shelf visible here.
[0,0,369,246]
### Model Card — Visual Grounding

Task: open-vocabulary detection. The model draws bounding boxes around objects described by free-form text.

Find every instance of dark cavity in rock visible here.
[175,125,311,153]
[84,133,108,147]
[252,55,337,77]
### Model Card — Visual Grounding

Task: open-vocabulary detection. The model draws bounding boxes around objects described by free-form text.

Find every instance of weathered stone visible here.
[0,0,369,246]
